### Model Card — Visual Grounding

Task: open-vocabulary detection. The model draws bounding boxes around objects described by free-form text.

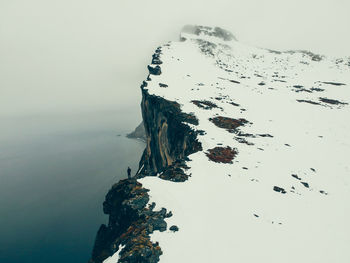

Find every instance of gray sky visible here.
[1,0,349,116]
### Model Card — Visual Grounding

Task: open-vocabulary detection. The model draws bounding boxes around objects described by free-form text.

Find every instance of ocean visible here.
[0,109,145,263]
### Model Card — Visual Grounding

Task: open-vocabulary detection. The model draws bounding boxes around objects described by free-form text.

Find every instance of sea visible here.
[0,109,145,263]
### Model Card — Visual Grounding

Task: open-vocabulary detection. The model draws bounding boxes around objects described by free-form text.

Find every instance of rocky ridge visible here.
[91,25,350,263]
[126,122,146,142]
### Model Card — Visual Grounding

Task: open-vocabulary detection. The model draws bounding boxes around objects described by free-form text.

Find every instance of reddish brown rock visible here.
[209,116,248,132]
[206,146,237,163]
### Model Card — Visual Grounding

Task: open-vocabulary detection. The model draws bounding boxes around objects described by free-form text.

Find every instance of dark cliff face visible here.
[139,85,202,176]
[89,179,170,263]
[89,88,202,263]
[89,47,202,263]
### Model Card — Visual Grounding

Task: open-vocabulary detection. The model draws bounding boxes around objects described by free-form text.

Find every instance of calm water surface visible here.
[0,110,145,263]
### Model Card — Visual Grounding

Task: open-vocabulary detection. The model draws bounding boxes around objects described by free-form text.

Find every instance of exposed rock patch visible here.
[152,47,163,65]
[206,146,237,163]
[291,174,301,180]
[191,100,219,110]
[319,97,348,105]
[159,83,168,88]
[196,39,217,57]
[287,50,324,61]
[273,186,287,194]
[310,87,325,92]
[158,158,191,182]
[169,225,179,232]
[229,101,240,107]
[209,116,248,133]
[297,99,321,105]
[235,137,254,146]
[148,65,162,75]
[321,81,346,86]
[301,182,310,188]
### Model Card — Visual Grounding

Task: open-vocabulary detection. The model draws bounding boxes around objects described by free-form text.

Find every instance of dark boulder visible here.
[148,65,162,75]
[169,225,179,232]
[273,186,287,194]
[89,179,169,263]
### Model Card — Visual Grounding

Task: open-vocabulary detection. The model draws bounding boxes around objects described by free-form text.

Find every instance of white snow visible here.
[103,245,124,263]
[139,28,350,262]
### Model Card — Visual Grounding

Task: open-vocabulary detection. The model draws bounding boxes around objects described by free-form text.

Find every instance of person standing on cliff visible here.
[127,167,131,179]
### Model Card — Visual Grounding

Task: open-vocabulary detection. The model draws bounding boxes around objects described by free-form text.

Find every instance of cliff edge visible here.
[90,25,350,263]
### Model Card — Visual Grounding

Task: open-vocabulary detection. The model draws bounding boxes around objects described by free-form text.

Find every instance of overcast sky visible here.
[1,0,349,116]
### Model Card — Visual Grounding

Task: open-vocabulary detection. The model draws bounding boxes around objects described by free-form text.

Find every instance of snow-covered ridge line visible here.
[89,47,204,263]
[91,25,350,263]
[180,24,237,44]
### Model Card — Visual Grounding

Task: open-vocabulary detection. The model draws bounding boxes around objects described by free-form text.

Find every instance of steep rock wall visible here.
[138,82,201,176]
[89,48,202,263]
[89,179,167,263]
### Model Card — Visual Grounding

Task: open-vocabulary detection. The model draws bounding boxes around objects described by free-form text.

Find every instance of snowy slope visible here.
[112,26,350,262]
[103,245,124,263]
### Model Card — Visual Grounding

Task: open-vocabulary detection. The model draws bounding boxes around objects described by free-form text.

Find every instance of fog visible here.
[0,2,349,262]
[0,0,349,116]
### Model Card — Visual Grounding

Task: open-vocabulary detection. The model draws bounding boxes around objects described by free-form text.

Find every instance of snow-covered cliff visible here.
[91,25,350,263]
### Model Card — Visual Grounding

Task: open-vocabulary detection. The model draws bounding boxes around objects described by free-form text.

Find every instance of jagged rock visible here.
[206,146,237,163]
[152,48,163,65]
[165,211,173,218]
[159,83,168,88]
[147,65,161,75]
[89,179,168,263]
[127,122,146,142]
[90,24,350,263]
[138,88,202,176]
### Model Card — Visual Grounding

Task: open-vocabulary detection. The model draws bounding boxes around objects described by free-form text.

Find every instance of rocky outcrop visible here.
[137,84,202,177]
[126,122,146,142]
[89,47,202,263]
[181,25,237,42]
[89,179,171,263]
[90,23,350,263]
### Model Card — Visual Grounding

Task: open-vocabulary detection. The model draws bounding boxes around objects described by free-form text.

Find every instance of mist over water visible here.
[0,0,349,262]
[0,110,145,263]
